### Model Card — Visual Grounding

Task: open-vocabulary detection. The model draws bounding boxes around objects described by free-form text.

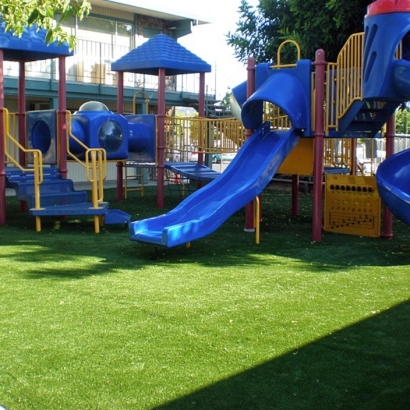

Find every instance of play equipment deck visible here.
[165,162,221,182]
[130,123,300,247]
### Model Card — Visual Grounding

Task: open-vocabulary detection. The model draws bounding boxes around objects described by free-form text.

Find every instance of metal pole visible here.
[312,49,326,242]
[245,57,256,231]
[116,71,124,202]
[0,49,6,225]
[291,174,300,215]
[381,115,394,239]
[157,67,166,208]
[58,56,67,180]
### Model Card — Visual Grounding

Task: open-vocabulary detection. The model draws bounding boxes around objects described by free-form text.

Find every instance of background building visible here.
[3,0,219,115]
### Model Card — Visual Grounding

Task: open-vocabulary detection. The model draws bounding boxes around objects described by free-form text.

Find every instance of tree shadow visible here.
[4,189,410,278]
[155,300,410,410]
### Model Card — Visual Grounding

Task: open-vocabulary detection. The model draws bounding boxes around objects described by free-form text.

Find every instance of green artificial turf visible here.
[0,186,409,409]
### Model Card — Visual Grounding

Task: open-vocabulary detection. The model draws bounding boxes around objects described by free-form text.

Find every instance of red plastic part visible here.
[366,0,410,17]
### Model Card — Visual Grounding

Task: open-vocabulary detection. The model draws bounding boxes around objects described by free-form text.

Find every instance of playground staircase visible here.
[336,99,399,138]
[5,166,131,226]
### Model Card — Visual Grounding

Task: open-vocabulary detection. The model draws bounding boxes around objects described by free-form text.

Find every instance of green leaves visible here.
[227,0,373,64]
[0,0,91,49]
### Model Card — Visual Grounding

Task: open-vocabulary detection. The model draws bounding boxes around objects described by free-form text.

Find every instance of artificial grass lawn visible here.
[0,186,409,409]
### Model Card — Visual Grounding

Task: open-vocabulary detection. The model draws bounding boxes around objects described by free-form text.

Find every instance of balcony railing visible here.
[3,39,210,95]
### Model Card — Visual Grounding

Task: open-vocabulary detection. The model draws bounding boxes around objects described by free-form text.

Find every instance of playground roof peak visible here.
[111,33,211,76]
[0,18,72,61]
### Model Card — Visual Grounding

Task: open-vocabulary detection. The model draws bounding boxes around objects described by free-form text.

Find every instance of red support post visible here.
[312,49,326,242]
[18,61,26,167]
[157,67,166,208]
[198,72,205,167]
[291,174,300,216]
[116,71,125,202]
[245,57,256,231]
[382,115,395,239]
[58,56,67,180]
[0,49,6,225]
[17,61,27,211]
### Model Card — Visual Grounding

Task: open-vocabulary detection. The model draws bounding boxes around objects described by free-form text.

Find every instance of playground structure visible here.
[2,0,410,245]
[0,31,214,232]
[129,0,410,246]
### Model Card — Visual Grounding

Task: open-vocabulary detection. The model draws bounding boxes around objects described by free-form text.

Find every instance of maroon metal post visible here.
[157,67,166,208]
[116,71,125,202]
[196,72,206,189]
[0,49,6,225]
[245,56,256,231]
[57,56,67,180]
[312,49,326,242]
[18,61,26,166]
[350,139,357,175]
[381,115,395,239]
[17,61,28,212]
[291,174,300,215]
[198,72,205,166]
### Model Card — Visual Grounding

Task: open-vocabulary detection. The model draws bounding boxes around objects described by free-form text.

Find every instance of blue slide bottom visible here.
[376,148,410,225]
[130,123,300,247]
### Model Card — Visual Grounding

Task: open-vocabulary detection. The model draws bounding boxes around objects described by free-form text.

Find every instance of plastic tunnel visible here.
[240,60,312,136]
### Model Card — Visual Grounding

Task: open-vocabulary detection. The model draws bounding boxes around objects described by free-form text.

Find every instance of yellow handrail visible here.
[64,111,108,233]
[133,91,150,114]
[2,108,43,231]
[335,32,364,120]
[65,111,107,206]
[271,40,301,69]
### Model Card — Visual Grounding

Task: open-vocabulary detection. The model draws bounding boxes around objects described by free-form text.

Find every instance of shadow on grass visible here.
[3,189,410,277]
[155,300,410,410]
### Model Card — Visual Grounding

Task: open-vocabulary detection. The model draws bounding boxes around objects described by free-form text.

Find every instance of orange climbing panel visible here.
[324,175,381,237]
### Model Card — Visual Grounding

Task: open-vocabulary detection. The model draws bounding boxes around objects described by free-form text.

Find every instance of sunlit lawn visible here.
[0,186,409,409]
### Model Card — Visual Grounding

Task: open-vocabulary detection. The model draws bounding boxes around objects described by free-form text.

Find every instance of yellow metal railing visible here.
[133,91,149,114]
[335,32,364,121]
[65,111,107,233]
[271,40,301,69]
[2,108,43,231]
[164,116,245,159]
[324,138,351,168]
[263,103,291,129]
[4,111,20,164]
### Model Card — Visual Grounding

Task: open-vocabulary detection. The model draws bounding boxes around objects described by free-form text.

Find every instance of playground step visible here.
[29,202,131,226]
[5,166,60,185]
[27,191,89,208]
[30,202,110,217]
[12,179,88,208]
[6,168,89,208]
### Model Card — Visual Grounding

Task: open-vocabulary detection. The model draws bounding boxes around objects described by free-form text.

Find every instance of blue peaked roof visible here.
[111,34,211,76]
[0,19,72,61]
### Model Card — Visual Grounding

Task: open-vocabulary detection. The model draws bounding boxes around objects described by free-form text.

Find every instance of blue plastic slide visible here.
[129,123,300,247]
[376,148,410,225]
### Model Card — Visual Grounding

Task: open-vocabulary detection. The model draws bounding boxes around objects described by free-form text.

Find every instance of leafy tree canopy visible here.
[227,0,373,64]
[0,0,91,49]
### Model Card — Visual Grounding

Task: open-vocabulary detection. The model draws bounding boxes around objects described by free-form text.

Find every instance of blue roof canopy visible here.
[0,19,72,61]
[111,34,211,75]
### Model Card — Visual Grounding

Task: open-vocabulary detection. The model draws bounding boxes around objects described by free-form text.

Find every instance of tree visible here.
[227,0,373,64]
[0,0,91,49]
[395,105,410,134]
